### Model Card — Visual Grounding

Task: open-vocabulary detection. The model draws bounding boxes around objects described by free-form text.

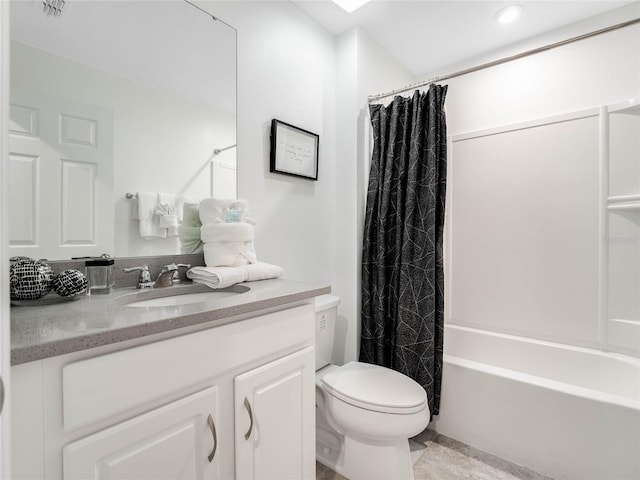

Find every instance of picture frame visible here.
[270,119,319,180]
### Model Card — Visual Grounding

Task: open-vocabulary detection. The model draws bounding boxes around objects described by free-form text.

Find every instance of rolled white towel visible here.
[199,198,250,225]
[187,265,246,289]
[200,223,254,243]
[204,242,257,267]
[186,262,284,289]
[244,262,284,282]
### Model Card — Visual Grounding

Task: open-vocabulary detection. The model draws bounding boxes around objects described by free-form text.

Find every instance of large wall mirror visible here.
[8,0,236,261]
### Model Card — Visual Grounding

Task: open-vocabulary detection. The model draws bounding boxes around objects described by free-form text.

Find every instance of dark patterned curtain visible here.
[360,85,447,417]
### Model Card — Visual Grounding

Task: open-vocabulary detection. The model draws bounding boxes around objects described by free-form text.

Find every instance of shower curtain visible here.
[360,85,447,417]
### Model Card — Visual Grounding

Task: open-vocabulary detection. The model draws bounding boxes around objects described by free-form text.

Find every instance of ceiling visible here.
[291,0,635,77]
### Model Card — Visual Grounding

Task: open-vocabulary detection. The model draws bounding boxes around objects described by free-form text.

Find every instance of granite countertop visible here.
[11,279,330,365]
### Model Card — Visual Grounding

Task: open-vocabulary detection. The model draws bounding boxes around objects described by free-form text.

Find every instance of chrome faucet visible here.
[123,263,192,289]
[154,269,176,288]
[123,265,153,289]
[155,263,191,288]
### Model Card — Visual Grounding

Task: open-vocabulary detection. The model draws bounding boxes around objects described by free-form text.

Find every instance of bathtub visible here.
[432,324,640,480]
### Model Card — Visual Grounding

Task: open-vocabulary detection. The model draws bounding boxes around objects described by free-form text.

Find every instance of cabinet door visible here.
[234,346,315,480]
[63,386,220,480]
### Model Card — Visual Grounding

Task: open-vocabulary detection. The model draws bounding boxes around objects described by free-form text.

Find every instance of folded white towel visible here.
[136,192,166,239]
[186,262,284,289]
[204,241,257,267]
[182,201,201,226]
[175,196,191,224]
[131,198,140,221]
[179,225,204,254]
[159,214,178,229]
[158,193,179,236]
[200,223,254,243]
[199,198,253,225]
[179,201,203,254]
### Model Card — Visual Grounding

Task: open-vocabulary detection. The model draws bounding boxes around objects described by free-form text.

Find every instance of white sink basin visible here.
[126,289,244,308]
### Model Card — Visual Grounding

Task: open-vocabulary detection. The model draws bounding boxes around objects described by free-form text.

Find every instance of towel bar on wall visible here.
[213,144,236,156]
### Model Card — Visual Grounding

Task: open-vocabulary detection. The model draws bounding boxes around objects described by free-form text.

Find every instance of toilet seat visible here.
[322,361,427,414]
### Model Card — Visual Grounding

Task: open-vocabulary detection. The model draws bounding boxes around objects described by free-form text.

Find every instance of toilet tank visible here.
[314,295,340,370]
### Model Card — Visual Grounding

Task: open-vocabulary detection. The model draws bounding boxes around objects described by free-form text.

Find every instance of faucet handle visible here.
[123,265,152,288]
[169,263,191,284]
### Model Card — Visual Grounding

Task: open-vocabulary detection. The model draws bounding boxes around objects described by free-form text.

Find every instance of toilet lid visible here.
[322,361,427,414]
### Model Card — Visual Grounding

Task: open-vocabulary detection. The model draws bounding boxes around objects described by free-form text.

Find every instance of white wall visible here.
[200,1,337,286]
[0,2,10,476]
[130,0,637,361]
[193,2,414,364]
[430,3,640,349]
[428,3,640,136]
[333,29,359,364]
[333,27,415,363]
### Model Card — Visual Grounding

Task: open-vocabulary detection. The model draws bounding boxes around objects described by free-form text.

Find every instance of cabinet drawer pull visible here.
[207,414,217,462]
[243,397,254,440]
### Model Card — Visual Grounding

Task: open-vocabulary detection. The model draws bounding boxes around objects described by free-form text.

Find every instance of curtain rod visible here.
[183,0,235,30]
[368,17,640,103]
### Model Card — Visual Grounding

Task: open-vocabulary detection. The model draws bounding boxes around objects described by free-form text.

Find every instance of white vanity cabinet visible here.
[235,346,315,480]
[11,302,316,480]
[63,386,220,480]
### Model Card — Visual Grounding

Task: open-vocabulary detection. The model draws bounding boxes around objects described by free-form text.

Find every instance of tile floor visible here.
[316,429,553,480]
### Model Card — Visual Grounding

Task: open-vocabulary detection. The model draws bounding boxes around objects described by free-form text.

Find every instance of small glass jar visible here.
[85,257,115,295]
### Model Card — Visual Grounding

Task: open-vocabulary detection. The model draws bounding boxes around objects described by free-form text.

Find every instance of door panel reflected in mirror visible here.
[9,0,236,260]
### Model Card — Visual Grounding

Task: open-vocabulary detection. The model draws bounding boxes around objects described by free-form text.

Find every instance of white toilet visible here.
[315,295,430,480]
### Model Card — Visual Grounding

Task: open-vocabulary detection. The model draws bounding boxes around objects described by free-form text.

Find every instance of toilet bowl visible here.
[315,295,430,480]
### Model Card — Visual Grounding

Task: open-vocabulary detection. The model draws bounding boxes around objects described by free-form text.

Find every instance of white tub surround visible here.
[435,325,640,480]
[444,97,640,479]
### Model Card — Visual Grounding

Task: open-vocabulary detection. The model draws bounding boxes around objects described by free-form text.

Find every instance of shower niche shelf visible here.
[607,205,640,211]
[605,97,640,352]
[607,195,640,212]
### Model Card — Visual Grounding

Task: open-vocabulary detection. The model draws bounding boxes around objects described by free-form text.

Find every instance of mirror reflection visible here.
[8,0,237,260]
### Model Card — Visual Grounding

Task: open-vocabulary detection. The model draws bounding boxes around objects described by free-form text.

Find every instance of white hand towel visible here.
[204,241,257,267]
[136,192,166,239]
[200,223,254,243]
[158,214,178,229]
[131,197,140,220]
[186,262,284,289]
[158,193,179,236]
[199,198,251,225]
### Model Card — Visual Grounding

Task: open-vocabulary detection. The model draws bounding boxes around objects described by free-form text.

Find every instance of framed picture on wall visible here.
[270,119,319,180]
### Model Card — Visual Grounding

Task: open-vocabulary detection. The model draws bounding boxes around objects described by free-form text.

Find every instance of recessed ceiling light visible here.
[331,0,371,13]
[495,5,523,24]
